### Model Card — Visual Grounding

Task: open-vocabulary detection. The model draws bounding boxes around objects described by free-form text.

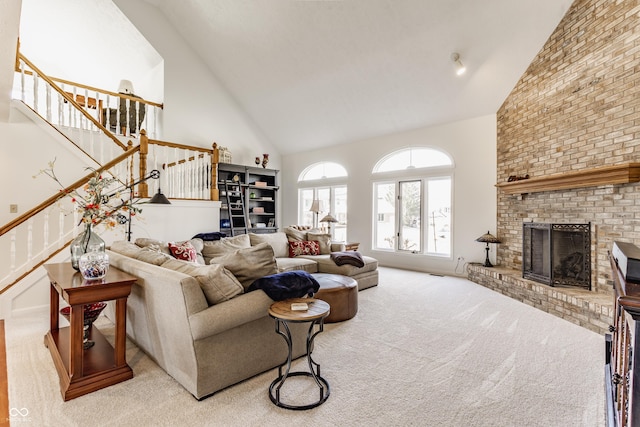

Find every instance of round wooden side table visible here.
[268,298,330,410]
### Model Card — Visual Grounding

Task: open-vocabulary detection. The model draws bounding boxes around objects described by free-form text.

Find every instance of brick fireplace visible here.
[468,0,640,334]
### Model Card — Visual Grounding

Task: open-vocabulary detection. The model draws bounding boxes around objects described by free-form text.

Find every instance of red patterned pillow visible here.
[168,241,197,262]
[289,240,320,257]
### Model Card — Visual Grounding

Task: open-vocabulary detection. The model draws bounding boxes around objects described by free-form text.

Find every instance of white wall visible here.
[113,0,281,169]
[281,114,497,276]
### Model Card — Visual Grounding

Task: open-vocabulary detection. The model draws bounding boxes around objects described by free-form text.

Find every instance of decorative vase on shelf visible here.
[79,251,110,280]
[60,302,107,349]
[262,154,269,168]
[255,156,261,166]
[70,224,105,271]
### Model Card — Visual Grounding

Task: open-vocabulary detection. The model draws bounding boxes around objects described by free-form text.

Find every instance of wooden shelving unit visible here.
[496,163,640,195]
[218,163,279,234]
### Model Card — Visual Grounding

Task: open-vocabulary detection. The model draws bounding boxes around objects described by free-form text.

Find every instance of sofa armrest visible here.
[331,242,346,252]
[189,290,274,340]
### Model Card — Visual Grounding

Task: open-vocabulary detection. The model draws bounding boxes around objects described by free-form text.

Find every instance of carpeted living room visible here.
[3,0,639,426]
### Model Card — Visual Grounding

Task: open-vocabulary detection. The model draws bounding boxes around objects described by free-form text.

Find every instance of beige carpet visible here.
[6,267,604,426]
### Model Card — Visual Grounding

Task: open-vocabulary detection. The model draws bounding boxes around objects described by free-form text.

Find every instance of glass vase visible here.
[70,224,105,271]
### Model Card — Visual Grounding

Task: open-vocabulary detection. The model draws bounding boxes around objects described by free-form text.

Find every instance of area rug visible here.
[5,267,604,426]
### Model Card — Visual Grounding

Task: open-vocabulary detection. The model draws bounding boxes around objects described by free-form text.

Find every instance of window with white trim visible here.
[298,162,348,241]
[372,147,453,256]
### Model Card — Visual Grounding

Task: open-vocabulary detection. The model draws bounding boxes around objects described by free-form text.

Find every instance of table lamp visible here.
[476,231,501,267]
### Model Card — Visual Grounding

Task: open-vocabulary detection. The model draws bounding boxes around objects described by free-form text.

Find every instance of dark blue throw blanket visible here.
[248,271,320,301]
[192,232,226,241]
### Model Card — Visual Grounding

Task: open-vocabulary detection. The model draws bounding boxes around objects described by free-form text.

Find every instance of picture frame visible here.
[267,218,275,228]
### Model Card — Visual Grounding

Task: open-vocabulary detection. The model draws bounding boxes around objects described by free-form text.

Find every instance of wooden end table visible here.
[268,298,330,410]
[43,263,136,401]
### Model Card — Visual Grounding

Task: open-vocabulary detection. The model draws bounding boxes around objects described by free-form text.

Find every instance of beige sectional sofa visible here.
[104,231,377,399]
[245,229,379,290]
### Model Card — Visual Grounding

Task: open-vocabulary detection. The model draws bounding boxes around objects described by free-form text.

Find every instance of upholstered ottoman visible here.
[313,273,358,323]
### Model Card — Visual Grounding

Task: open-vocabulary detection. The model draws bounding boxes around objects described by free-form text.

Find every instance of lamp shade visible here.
[320,214,338,224]
[309,200,320,213]
[149,189,171,204]
[476,231,500,244]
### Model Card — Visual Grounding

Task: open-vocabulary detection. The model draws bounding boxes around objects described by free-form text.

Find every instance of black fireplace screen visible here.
[522,223,591,290]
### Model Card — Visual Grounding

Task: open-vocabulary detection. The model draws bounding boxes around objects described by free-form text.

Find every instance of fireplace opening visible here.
[522,222,591,290]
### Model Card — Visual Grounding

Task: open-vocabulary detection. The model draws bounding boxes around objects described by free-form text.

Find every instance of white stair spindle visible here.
[43,209,50,258]
[59,209,65,248]
[10,229,16,273]
[33,72,38,112]
[20,60,25,102]
[46,84,52,122]
[27,218,33,263]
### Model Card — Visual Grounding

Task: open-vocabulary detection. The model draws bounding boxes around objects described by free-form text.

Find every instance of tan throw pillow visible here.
[249,232,289,258]
[307,232,332,254]
[161,258,243,305]
[202,234,251,263]
[110,240,143,258]
[135,237,171,255]
[209,242,278,289]
[284,226,307,242]
[136,248,172,266]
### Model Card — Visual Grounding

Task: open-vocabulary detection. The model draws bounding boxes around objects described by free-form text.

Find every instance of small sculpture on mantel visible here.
[507,174,529,182]
[262,154,269,168]
[255,156,261,166]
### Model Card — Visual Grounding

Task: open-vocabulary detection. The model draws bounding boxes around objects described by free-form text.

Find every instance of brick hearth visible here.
[467,263,613,335]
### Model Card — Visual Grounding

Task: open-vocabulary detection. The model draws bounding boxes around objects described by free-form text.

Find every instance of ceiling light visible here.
[451,52,466,76]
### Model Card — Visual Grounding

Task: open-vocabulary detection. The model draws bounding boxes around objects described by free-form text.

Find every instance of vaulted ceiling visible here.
[145,0,573,154]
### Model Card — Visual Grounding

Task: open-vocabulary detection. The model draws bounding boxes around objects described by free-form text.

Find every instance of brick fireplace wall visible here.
[496,0,640,293]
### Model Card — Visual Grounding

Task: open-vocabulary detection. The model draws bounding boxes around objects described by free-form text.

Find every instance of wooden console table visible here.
[43,263,136,401]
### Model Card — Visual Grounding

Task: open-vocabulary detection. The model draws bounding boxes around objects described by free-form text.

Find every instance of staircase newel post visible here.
[211,142,219,201]
[138,130,149,198]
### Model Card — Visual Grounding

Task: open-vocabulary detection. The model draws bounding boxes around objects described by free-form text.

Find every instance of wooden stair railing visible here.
[142,131,220,201]
[0,148,139,293]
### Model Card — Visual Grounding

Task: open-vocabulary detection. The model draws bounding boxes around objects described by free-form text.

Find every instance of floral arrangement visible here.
[35,159,143,229]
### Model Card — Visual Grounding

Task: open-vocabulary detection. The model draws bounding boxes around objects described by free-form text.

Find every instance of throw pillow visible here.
[248,232,289,258]
[135,238,172,255]
[284,226,307,242]
[209,242,278,290]
[109,240,144,258]
[289,240,320,257]
[161,258,244,305]
[136,247,172,266]
[307,232,332,254]
[168,241,198,262]
[202,234,251,264]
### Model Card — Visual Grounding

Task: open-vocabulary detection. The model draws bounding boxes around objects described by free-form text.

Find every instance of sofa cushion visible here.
[161,258,244,305]
[284,226,307,242]
[289,240,320,257]
[202,234,251,263]
[209,242,278,290]
[168,241,198,262]
[249,232,289,258]
[307,232,332,254]
[276,257,318,273]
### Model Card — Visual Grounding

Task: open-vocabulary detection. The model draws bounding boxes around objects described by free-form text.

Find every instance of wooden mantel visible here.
[496,163,640,194]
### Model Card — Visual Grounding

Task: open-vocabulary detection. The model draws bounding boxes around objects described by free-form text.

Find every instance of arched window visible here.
[298,162,348,241]
[372,147,453,257]
[299,162,348,181]
[373,147,452,173]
